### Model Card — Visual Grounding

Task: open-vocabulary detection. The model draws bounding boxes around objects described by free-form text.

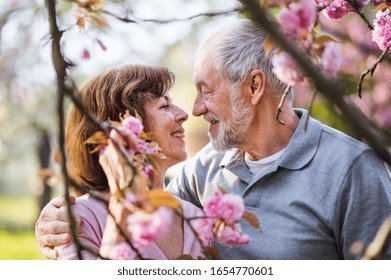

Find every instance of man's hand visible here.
[35,195,81,259]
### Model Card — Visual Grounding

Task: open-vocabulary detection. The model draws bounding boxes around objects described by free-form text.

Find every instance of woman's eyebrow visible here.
[163,94,173,102]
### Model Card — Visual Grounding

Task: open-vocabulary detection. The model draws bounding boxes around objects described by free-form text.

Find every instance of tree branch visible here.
[358,45,391,97]
[345,0,373,30]
[320,26,391,65]
[100,7,242,25]
[275,85,291,125]
[45,0,83,260]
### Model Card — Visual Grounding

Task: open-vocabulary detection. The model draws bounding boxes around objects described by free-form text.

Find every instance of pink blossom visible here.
[313,0,327,6]
[191,217,215,244]
[272,51,305,85]
[137,139,148,153]
[216,194,245,223]
[217,224,251,247]
[279,0,317,37]
[204,190,245,223]
[81,49,90,60]
[325,0,354,20]
[122,116,144,136]
[144,164,154,175]
[108,242,136,260]
[146,142,160,155]
[372,10,391,52]
[126,207,173,245]
[204,190,224,218]
[316,0,370,20]
[321,42,341,78]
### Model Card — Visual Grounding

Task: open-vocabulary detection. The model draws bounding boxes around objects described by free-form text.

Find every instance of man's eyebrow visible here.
[192,72,207,87]
[194,80,208,88]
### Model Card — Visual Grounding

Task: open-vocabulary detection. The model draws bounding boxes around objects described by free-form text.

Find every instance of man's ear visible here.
[249,70,266,106]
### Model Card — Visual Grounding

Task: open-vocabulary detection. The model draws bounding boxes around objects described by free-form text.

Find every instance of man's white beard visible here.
[210,98,253,151]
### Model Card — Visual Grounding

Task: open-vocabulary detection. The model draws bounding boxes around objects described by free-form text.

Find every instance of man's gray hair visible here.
[202,19,289,99]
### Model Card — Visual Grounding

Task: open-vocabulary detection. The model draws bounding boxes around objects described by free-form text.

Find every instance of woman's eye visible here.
[161,104,170,110]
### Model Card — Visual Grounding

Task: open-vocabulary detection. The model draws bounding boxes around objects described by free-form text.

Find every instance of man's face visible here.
[192,47,253,151]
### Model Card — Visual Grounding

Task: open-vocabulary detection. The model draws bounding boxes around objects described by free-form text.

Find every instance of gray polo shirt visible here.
[167,109,391,259]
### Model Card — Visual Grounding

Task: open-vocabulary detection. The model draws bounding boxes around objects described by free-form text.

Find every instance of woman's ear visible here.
[249,70,266,106]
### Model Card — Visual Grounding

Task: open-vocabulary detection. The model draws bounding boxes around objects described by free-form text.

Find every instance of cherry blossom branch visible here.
[174,211,215,260]
[304,90,318,132]
[66,178,144,259]
[345,0,374,30]
[45,0,83,260]
[47,0,141,260]
[358,45,391,97]
[99,7,242,25]
[239,0,391,166]
[275,85,291,125]
[106,208,145,260]
[320,26,391,64]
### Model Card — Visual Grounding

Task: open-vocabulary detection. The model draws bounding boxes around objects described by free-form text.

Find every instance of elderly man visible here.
[36,20,391,259]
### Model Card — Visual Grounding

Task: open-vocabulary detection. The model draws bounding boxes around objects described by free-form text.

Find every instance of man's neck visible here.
[241,104,299,161]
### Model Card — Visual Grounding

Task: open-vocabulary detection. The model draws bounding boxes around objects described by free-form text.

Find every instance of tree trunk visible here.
[38,130,52,211]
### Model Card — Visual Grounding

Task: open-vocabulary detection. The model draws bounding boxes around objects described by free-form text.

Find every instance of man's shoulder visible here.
[319,123,371,155]
[189,142,227,167]
[312,121,387,173]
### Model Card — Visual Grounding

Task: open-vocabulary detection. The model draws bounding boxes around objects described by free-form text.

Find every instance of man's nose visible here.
[192,94,207,117]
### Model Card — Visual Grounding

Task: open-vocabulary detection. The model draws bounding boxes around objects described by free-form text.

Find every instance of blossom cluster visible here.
[91,114,175,259]
[102,116,256,259]
[118,115,160,176]
[191,190,251,247]
[372,9,391,51]
[108,201,173,260]
[271,0,391,86]
[272,0,342,85]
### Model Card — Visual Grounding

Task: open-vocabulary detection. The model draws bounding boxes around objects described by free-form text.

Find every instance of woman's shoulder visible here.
[73,192,108,232]
[176,196,204,216]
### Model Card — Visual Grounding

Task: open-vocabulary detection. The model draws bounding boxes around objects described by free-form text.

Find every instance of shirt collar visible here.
[219,109,322,171]
[277,109,322,170]
[220,150,237,167]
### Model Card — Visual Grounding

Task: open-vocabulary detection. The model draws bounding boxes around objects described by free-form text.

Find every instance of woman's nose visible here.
[175,106,188,123]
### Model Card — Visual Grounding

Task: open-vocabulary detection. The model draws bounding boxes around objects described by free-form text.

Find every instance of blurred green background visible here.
[0,197,44,259]
[0,1,389,260]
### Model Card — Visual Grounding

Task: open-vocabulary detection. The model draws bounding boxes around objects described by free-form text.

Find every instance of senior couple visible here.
[35,20,391,260]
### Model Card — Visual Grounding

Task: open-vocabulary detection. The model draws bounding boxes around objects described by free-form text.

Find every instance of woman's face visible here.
[144,93,189,169]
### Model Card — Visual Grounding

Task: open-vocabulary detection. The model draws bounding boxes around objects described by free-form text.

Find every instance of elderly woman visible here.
[54,64,204,259]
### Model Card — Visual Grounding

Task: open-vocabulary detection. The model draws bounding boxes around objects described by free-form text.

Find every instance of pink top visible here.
[56,193,205,260]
